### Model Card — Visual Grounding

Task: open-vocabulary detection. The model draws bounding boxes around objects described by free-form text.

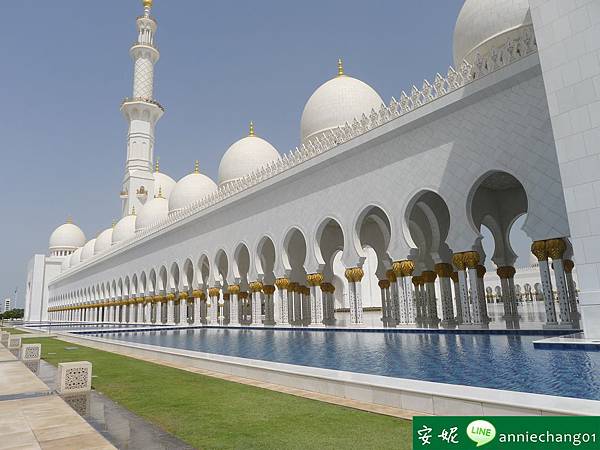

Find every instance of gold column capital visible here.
[249,281,263,293]
[434,263,453,278]
[208,287,221,298]
[421,270,437,283]
[412,276,424,286]
[392,260,415,277]
[306,273,324,286]
[463,251,480,269]
[452,253,465,270]
[275,277,290,290]
[531,240,548,261]
[263,285,275,295]
[344,267,364,282]
[564,259,575,273]
[386,269,397,282]
[227,284,241,295]
[378,279,390,289]
[178,291,189,300]
[546,238,566,260]
[166,293,176,301]
[496,266,516,279]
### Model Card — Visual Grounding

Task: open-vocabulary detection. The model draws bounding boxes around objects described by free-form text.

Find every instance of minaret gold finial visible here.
[194,160,199,174]
[249,121,255,137]
[155,158,160,173]
[142,0,153,9]
[131,206,136,216]
[337,58,344,77]
[112,219,116,228]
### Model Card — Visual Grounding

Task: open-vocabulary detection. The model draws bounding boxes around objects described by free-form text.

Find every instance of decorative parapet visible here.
[0,331,8,346]
[7,336,22,350]
[56,361,92,395]
[21,343,41,361]
[54,28,537,283]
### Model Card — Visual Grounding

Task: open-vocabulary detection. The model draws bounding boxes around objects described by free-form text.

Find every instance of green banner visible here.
[413,416,599,449]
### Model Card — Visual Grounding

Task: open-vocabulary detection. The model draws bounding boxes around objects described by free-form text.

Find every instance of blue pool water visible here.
[89,328,600,401]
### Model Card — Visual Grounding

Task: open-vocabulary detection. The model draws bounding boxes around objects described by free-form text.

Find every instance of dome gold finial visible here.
[112,219,116,228]
[66,216,73,224]
[155,186,163,198]
[337,58,344,77]
[131,206,136,216]
[154,158,160,173]
[249,121,255,137]
[142,0,153,9]
[194,160,199,173]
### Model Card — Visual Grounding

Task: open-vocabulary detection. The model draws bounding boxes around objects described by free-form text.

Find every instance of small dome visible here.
[69,247,83,267]
[169,162,218,212]
[112,213,137,244]
[94,227,114,255]
[453,0,532,66]
[301,60,383,143]
[136,193,168,230]
[49,221,86,252]
[152,161,176,199]
[218,123,280,186]
[80,239,97,262]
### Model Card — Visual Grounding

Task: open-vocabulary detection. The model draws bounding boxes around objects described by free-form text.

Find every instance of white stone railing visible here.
[54,27,537,284]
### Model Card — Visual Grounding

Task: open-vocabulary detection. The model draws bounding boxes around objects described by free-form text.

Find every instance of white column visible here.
[249,282,263,326]
[208,288,219,325]
[228,286,240,326]
[307,274,324,327]
[453,253,472,325]
[532,241,558,325]
[564,260,579,321]
[422,271,439,324]
[275,279,290,326]
[179,297,188,325]
[435,263,455,324]
[345,268,364,326]
[156,299,163,324]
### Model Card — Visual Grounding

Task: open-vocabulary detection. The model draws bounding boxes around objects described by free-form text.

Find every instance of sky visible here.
[0,0,533,307]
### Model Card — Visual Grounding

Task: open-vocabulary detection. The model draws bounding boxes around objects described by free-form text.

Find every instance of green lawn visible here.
[0,327,29,334]
[22,337,412,449]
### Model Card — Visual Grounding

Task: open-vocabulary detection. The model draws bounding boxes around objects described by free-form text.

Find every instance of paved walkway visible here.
[0,346,114,450]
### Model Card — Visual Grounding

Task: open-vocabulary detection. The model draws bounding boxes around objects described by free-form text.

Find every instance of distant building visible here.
[3,298,11,313]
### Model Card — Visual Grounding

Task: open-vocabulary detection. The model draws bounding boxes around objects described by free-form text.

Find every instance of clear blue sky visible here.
[0,0,532,307]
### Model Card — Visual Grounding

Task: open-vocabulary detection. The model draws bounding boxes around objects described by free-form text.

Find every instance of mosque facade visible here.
[24,0,600,338]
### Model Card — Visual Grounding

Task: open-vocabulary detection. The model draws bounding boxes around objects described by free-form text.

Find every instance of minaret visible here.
[120,0,163,217]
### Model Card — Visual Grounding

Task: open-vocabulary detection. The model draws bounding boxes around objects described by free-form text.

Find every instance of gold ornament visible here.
[434,263,453,278]
[249,281,263,293]
[476,264,486,279]
[463,251,480,269]
[546,238,566,260]
[306,273,324,286]
[378,279,390,289]
[263,285,275,295]
[531,240,548,261]
[421,271,437,283]
[227,284,241,295]
[275,278,290,290]
[208,287,220,298]
[563,259,575,274]
[166,293,175,301]
[452,253,465,270]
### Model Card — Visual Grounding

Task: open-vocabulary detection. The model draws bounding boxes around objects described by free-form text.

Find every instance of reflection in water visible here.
[27,360,193,450]
[94,328,600,401]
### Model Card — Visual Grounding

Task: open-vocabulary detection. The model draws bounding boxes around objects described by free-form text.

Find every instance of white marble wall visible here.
[530,0,600,337]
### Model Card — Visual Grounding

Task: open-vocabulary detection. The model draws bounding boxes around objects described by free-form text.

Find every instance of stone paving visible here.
[0,344,115,450]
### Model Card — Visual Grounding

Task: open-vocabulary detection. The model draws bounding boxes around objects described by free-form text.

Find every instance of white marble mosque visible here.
[23,0,600,338]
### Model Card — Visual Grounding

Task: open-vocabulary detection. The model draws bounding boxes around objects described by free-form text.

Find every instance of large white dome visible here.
[169,163,218,212]
[94,227,114,255]
[301,62,383,143]
[218,124,280,186]
[153,167,175,199]
[80,239,97,262]
[453,0,532,66]
[49,221,86,252]
[136,194,169,230]
[112,214,137,244]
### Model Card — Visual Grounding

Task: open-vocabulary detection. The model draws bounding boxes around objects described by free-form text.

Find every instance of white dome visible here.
[94,227,114,255]
[112,214,137,244]
[153,170,176,199]
[80,239,97,262]
[218,127,279,186]
[49,222,86,251]
[136,195,169,230]
[169,166,218,212]
[301,66,383,143]
[453,0,532,66]
[69,247,83,267]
